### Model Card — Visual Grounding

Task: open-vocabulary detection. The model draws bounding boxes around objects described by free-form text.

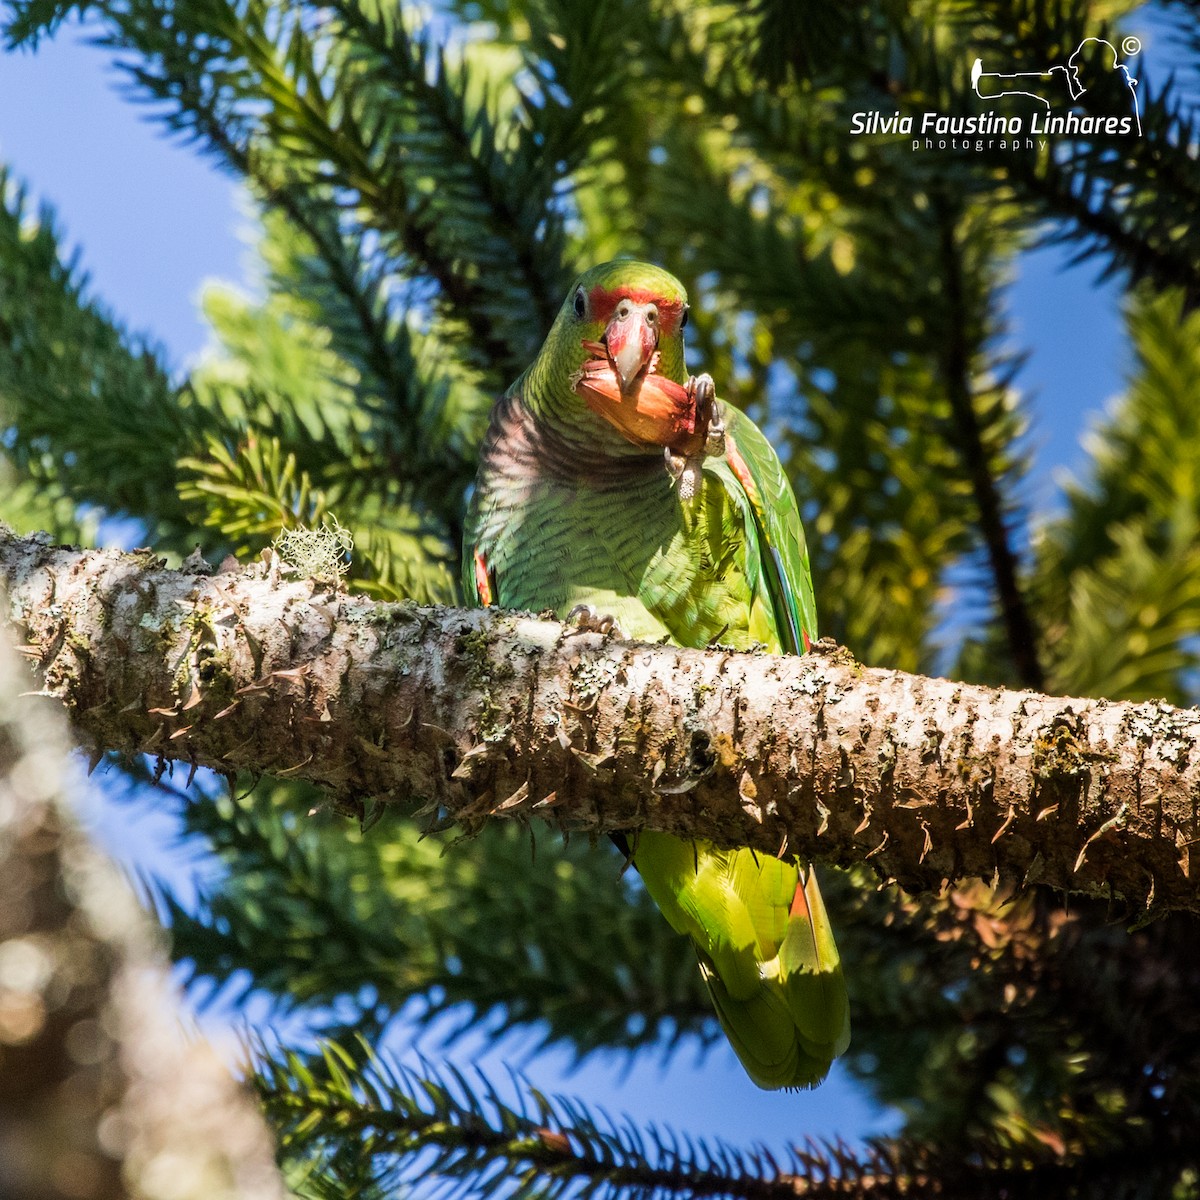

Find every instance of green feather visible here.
[780,871,852,1063]
[464,260,848,1090]
[719,405,819,653]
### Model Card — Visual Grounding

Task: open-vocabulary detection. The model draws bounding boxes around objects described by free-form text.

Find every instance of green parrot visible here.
[462,260,849,1089]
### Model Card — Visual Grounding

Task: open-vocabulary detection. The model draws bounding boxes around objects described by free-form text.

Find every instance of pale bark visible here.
[0,596,285,1198]
[2,527,1199,917]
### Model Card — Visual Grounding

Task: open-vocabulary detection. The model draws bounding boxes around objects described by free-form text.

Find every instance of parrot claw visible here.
[687,374,725,459]
[705,408,726,459]
[688,372,716,409]
[566,604,625,639]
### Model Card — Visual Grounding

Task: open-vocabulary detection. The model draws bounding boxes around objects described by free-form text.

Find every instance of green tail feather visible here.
[632,831,849,1091]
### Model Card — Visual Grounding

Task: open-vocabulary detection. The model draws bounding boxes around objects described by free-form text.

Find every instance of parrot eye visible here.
[573,287,587,320]
[681,305,690,329]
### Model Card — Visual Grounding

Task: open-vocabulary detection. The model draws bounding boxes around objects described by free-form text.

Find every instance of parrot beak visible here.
[605,306,658,392]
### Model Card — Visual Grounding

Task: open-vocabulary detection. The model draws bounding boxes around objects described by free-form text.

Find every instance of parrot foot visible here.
[665,448,701,500]
[705,406,726,459]
[566,604,625,639]
[688,371,715,407]
[687,373,726,459]
[665,375,726,502]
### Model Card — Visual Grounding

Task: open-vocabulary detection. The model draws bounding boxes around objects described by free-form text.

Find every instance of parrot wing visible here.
[717,402,818,654]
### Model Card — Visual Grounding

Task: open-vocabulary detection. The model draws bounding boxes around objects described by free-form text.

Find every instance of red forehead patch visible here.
[588,285,686,334]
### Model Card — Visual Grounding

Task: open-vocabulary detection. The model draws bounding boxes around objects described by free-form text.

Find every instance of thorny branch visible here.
[2,528,1200,917]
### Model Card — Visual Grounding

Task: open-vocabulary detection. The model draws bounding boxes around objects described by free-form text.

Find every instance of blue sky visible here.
[0,11,1157,1161]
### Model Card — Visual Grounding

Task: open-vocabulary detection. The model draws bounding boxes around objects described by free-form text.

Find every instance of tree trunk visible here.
[2,527,1198,918]
[0,603,285,1199]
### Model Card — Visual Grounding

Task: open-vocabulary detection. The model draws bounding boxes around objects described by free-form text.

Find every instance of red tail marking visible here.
[802,630,812,653]
[790,877,812,921]
[474,551,493,606]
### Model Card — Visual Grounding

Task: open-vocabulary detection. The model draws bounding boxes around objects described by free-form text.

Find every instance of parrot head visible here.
[532,260,703,453]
